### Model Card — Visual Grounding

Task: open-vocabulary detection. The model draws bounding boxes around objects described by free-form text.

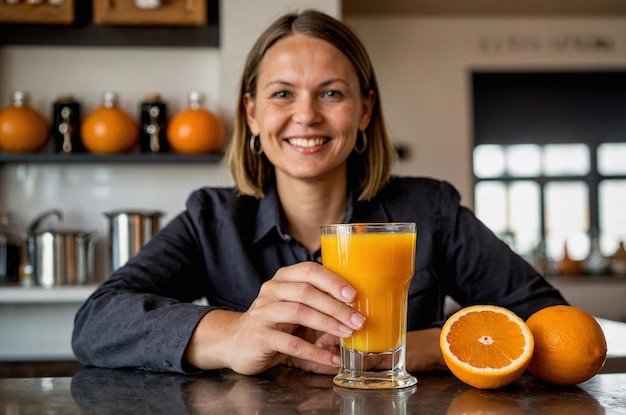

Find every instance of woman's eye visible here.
[272,90,290,99]
[323,90,341,98]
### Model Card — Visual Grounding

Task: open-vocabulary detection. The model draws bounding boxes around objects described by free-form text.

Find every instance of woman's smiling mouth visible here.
[286,137,330,148]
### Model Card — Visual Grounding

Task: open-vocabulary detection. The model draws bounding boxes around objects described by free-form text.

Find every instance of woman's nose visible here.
[292,95,320,125]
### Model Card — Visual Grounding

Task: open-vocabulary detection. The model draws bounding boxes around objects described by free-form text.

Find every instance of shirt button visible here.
[164,360,172,369]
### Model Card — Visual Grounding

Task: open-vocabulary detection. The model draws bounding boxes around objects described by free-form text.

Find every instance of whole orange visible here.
[526,305,607,385]
[166,108,224,154]
[81,106,138,154]
[0,105,49,153]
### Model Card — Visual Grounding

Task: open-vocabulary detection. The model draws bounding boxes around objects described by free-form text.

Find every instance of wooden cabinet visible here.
[92,0,207,26]
[0,1,219,47]
[0,0,75,24]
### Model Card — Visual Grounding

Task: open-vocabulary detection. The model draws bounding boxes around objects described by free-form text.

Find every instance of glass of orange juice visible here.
[320,222,417,389]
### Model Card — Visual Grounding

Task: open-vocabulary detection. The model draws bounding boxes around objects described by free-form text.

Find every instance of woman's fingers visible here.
[261,262,365,332]
[283,331,340,374]
[314,332,340,349]
[250,299,357,339]
[273,262,357,303]
[270,329,341,368]
[260,281,364,333]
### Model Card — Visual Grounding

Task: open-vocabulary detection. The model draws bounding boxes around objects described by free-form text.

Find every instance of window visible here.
[472,71,626,268]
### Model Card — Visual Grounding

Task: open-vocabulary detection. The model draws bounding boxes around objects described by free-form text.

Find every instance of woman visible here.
[72,10,566,375]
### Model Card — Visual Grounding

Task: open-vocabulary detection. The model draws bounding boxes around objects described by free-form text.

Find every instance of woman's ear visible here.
[243,92,259,135]
[358,89,376,131]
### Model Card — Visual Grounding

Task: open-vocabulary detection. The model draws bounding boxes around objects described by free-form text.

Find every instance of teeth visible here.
[287,137,326,148]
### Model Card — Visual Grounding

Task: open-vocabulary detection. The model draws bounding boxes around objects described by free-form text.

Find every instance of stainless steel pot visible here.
[104,209,163,272]
[28,209,96,288]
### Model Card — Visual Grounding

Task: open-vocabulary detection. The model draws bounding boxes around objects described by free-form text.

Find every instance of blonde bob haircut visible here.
[226,9,396,201]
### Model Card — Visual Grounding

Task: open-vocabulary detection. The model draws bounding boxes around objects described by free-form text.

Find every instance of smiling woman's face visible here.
[244,33,374,186]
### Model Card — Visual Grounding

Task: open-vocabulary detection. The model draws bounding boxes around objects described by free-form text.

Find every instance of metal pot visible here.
[28,209,96,288]
[104,209,163,272]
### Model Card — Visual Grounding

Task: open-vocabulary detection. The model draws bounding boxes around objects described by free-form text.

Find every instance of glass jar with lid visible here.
[166,91,225,154]
[81,92,139,154]
[0,91,50,153]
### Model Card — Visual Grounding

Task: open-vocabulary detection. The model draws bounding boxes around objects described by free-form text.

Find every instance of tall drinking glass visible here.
[320,223,417,389]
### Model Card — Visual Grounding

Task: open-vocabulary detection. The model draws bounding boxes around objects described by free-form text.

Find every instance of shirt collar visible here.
[251,178,391,244]
[253,182,283,244]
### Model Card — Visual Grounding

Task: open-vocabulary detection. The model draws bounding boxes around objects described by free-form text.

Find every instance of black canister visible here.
[52,94,85,153]
[139,94,168,153]
[0,212,23,285]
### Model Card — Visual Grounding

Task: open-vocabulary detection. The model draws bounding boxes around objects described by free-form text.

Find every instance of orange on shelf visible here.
[81,92,138,154]
[166,91,225,154]
[0,91,49,153]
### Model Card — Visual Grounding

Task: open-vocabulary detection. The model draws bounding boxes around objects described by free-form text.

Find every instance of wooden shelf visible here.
[0,152,223,164]
[0,23,218,47]
[0,1,219,47]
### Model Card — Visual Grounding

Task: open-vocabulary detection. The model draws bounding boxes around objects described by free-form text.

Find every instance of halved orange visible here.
[440,305,534,389]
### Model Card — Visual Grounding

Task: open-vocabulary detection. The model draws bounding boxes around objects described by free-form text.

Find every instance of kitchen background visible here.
[1,0,625,366]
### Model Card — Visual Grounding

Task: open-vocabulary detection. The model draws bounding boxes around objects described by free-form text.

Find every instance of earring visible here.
[249,135,263,155]
[355,130,368,154]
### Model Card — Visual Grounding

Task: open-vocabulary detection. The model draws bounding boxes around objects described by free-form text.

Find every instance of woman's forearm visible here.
[405,328,447,373]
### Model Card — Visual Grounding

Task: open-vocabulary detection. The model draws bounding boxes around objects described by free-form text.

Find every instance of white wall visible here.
[219,0,340,119]
[345,16,626,206]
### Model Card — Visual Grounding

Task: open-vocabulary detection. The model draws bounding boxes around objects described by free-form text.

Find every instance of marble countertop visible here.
[1,366,625,414]
[597,318,626,374]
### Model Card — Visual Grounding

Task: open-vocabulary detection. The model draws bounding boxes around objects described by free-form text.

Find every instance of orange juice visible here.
[321,231,416,353]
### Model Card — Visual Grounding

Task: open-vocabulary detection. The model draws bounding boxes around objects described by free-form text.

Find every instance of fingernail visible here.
[332,355,341,366]
[341,286,356,301]
[350,313,365,329]
[338,324,353,336]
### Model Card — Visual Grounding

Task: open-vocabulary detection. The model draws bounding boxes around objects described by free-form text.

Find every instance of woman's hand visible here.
[284,330,341,375]
[184,262,364,375]
[360,328,446,373]
[404,328,447,373]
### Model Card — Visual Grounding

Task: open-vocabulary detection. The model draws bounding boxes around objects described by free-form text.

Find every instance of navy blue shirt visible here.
[72,176,566,373]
